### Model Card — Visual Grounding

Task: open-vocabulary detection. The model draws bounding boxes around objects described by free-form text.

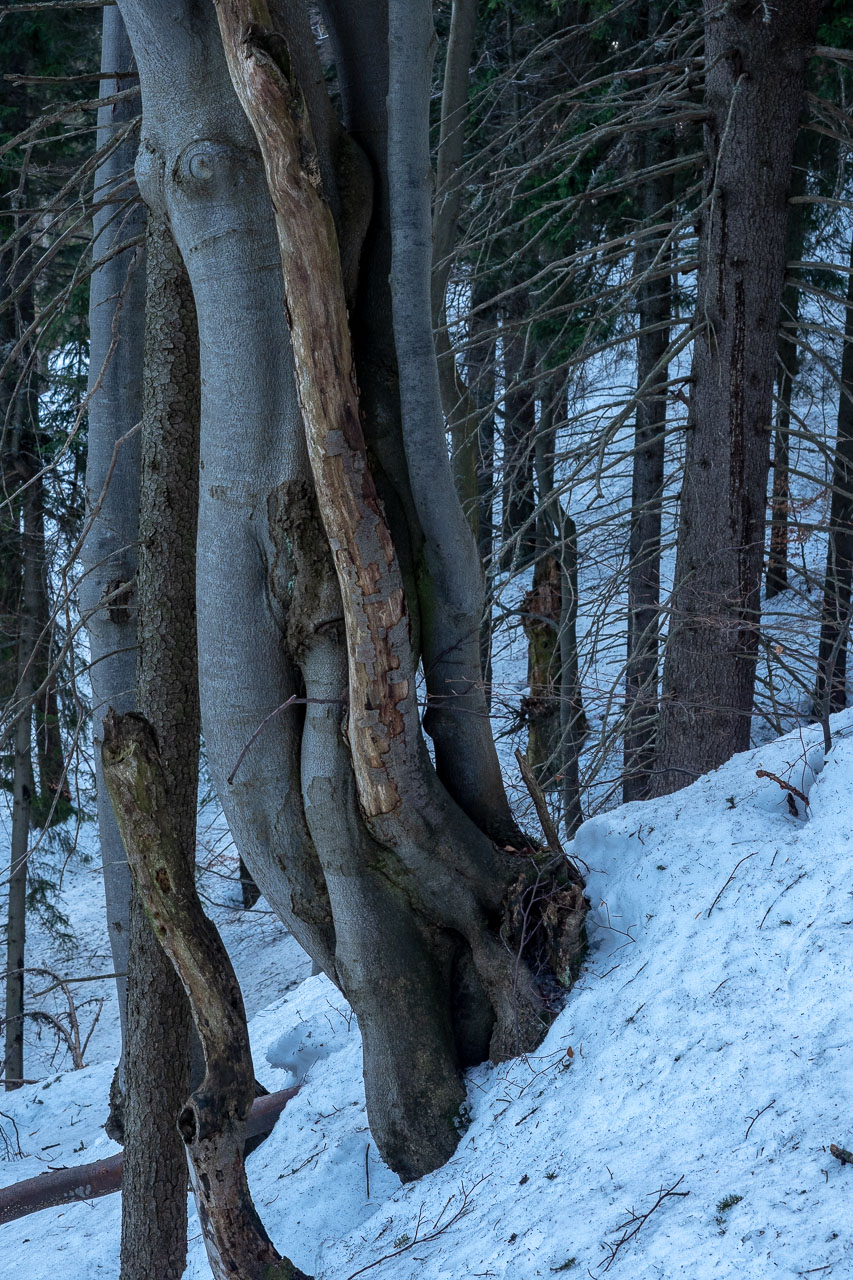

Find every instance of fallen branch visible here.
[755,769,810,812]
[600,1175,689,1273]
[0,1087,297,1224]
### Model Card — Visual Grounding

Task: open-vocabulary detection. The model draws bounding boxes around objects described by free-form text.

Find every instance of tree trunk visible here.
[119,213,200,1280]
[4,482,38,1091]
[432,0,479,534]
[814,232,853,719]
[623,36,673,803]
[766,132,810,599]
[78,8,146,1067]
[119,0,586,1182]
[469,284,498,697]
[102,714,308,1280]
[500,296,536,570]
[655,0,823,794]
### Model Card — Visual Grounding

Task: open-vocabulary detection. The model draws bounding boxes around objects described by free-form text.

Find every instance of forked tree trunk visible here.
[79,9,146,1066]
[655,0,823,794]
[119,214,199,1280]
[119,0,586,1181]
[815,233,853,720]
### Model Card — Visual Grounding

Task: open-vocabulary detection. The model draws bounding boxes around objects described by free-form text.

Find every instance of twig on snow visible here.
[707,851,757,916]
[745,1098,775,1140]
[599,1174,689,1273]
[344,1175,490,1279]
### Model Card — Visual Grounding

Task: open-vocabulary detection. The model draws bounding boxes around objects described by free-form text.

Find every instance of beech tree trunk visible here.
[655,0,824,794]
[117,0,586,1183]
[78,9,146,1064]
[119,213,199,1280]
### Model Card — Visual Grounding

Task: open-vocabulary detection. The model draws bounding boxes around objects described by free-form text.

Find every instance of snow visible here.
[2,713,853,1279]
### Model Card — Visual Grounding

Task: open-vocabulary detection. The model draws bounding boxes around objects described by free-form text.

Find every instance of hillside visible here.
[1,713,851,1279]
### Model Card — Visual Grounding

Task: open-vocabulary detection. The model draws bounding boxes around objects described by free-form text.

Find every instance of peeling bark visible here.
[102,712,308,1280]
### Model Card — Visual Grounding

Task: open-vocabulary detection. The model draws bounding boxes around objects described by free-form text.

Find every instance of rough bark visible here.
[119,213,200,1280]
[559,510,585,838]
[655,0,824,794]
[623,67,673,803]
[78,9,146,1059]
[814,233,853,719]
[500,296,537,571]
[102,713,308,1280]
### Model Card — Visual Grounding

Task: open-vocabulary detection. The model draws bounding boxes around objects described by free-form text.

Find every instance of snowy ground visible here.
[1,711,852,1279]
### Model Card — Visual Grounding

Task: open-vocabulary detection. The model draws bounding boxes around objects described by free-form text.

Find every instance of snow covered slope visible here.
[1,714,851,1279]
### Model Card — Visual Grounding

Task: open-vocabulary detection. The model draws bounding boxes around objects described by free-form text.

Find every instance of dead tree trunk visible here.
[119,212,200,1280]
[655,0,824,794]
[102,713,308,1280]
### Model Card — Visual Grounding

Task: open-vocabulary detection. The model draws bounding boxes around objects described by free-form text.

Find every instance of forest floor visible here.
[1,709,852,1279]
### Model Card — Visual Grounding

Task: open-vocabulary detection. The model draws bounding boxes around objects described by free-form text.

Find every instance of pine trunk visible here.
[655,0,823,793]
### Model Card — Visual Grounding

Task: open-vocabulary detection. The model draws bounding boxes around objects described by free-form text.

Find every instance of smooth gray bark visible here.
[78,9,145,1056]
[117,0,335,971]
[387,0,516,841]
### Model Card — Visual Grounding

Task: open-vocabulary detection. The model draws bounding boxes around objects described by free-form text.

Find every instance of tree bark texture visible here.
[78,9,146,1057]
[815,233,853,719]
[116,0,336,975]
[119,213,200,1280]
[119,0,587,1181]
[432,0,480,535]
[655,0,824,795]
[102,713,307,1280]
